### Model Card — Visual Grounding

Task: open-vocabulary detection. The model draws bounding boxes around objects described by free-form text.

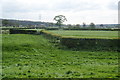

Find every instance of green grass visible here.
[48,30,119,39]
[2,34,119,78]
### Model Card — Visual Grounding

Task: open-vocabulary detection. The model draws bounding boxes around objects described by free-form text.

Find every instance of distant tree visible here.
[76,24,80,27]
[53,15,67,29]
[67,24,73,29]
[75,24,81,29]
[13,22,19,27]
[100,24,104,28]
[67,24,72,27]
[89,22,96,29]
[49,23,54,27]
[115,24,120,28]
[2,19,19,27]
[2,20,10,26]
[83,22,86,28]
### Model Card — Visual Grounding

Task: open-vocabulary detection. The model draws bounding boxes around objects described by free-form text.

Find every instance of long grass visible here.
[2,34,119,78]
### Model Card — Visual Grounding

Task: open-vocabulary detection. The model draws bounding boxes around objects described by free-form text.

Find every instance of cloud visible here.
[2,0,28,13]
[108,1,118,10]
[53,0,101,12]
[2,0,52,13]
[2,0,103,13]
[1,0,119,24]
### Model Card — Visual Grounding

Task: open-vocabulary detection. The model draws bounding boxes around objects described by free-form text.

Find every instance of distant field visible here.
[2,34,119,78]
[23,29,43,31]
[48,30,119,39]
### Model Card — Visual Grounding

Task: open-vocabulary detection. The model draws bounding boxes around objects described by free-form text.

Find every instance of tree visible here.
[100,24,104,28]
[2,20,11,26]
[76,24,80,27]
[83,22,86,28]
[49,23,54,27]
[75,24,81,29]
[53,15,67,29]
[2,19,19,27]
[89,22,95,29]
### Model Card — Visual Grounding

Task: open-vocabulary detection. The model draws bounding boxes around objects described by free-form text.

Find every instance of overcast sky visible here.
[0,0,119,24]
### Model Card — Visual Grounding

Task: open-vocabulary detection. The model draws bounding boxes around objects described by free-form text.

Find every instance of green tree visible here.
[2,19,19,27]
[89,22,95,29]
[49,23,54,27]
[83,22,86,28]
[75,24,81,29]
[100,24,104,28]
[2,20,10,26]
[53,15,67,29]
[76,24,80,27]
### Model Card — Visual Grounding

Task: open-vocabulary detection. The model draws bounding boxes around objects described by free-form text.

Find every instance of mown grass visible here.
[2,34,119,78]
[48,30,118,39]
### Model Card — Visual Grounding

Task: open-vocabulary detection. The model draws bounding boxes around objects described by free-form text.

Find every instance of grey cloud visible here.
[2,0,28,13]
[108,2,118,10]
[52,1,101,11]
[2,0,50,13]
[2,0,102,14]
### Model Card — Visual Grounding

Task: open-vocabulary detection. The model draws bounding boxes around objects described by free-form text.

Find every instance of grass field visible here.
[48,30,118,39]
[2,34,119,78]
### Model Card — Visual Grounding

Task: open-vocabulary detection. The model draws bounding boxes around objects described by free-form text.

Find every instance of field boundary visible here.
[40,30,120,51]
[9,29,38,34]
[9,29,120,51]
[1,27,33,30]
[63,28,120,31]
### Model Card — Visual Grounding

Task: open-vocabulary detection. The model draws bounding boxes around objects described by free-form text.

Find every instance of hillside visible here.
[0,19,119,28]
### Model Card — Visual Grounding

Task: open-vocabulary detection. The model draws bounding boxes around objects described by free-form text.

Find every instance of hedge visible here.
[40,30,120,51]
[1,27,32,30]
[10,29,37,34]
[60,37,120,51]
[40,30,62,43]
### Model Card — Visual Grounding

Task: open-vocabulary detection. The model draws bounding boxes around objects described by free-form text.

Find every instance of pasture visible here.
[2,34,119,78]
[48,30,118,39]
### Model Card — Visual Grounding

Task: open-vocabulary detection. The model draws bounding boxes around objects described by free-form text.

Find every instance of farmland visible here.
[48,30,118,39]
[2,34,119,78]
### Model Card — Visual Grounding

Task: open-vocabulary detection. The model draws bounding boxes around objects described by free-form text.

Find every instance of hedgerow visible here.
[40,30,120,51]
[10,29,37,34]
[60,36,120,51]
